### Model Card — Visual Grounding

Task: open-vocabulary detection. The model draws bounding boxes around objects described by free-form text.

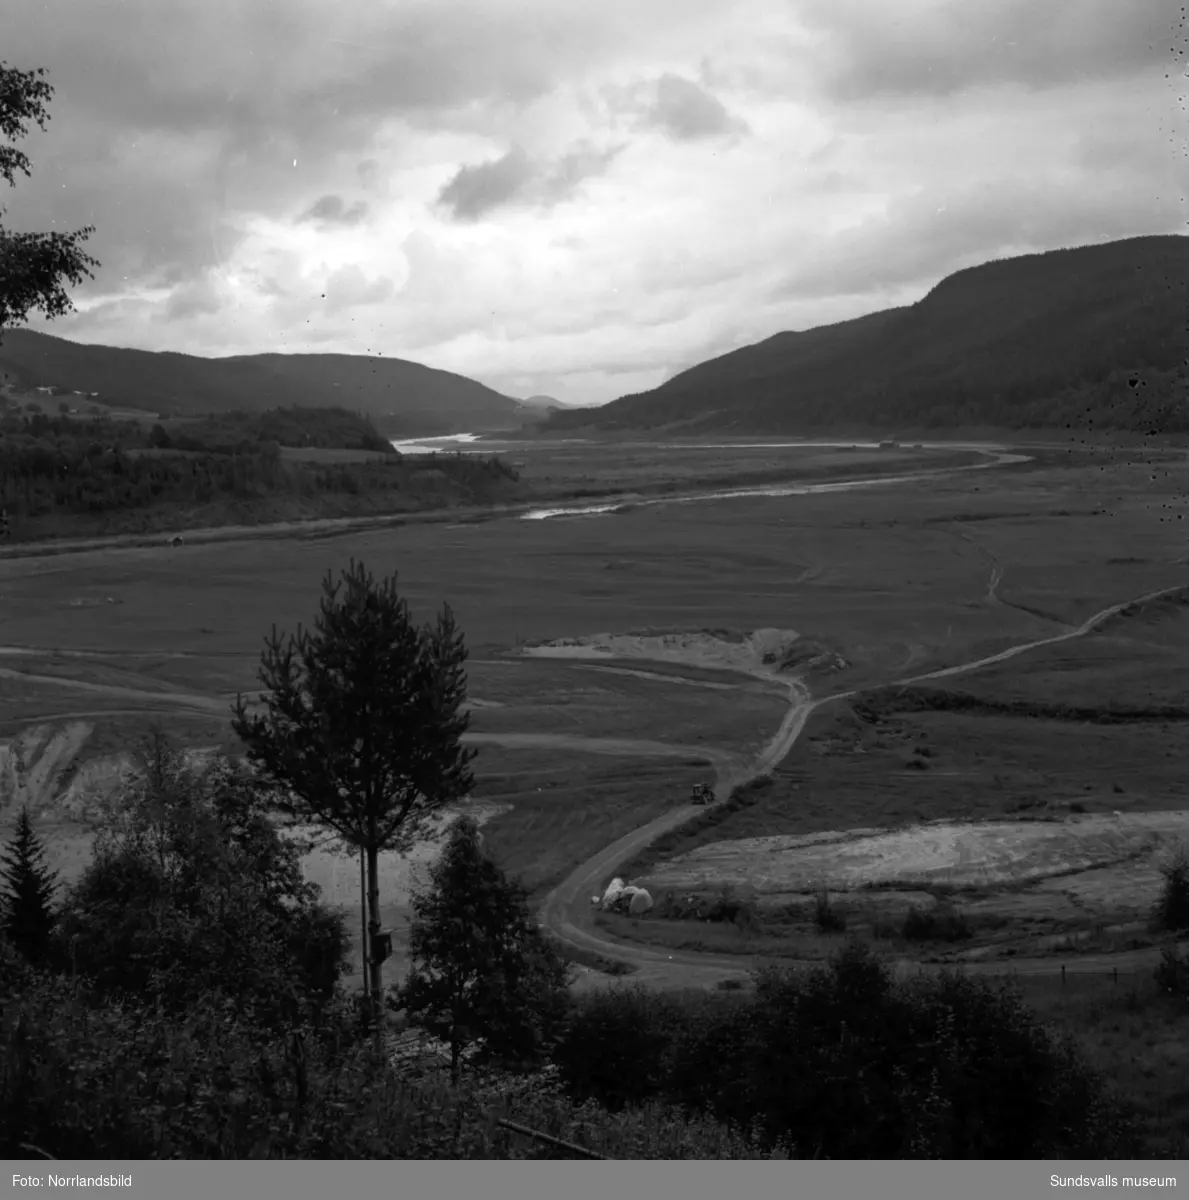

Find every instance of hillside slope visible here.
[542,235,1189,435]
[0,330,525,437]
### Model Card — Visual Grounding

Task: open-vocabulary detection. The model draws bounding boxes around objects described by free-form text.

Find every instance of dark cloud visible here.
[299,195,369,226]
[538,143,625,203]
[0,106,243,288]
[645,74,749,140]
[798,0,1176,102]
[605,73,749,141]
[4,1,568,146]
[2,0,625,285]
[437,142,621,221]
[437,147,535,221]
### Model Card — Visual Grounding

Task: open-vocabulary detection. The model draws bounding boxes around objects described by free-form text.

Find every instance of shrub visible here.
[553,985,688,1111]
[0,807,59,966]
[902,903,972,942]
[554,942,1136,1159]
[813,889,847,933]
[55,737,350,1027]
[1154,945,1189,998]
[2,952,790,1161]
[395,817,571,1081]
[1152,843,1189,932]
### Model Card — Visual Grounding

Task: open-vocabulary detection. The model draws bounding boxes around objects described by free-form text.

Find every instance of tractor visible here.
[690,782,713,805]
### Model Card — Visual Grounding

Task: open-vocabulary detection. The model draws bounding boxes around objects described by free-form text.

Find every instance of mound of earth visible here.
[0,722,226,824]
[522,627,802,676]
[763,635,850,675]
[0,722,97,818]
[635,812,1189,898]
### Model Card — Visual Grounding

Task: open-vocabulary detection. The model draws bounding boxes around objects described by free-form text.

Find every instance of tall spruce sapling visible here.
[395,816,571,1085]
[232,558,476,1022]
[0,804,58,965]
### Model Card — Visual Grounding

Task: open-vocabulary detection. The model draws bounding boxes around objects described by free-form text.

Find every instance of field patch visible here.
[614,806,1189,965]
[523,626,803,676]
[472,749,711,897]
[635,812,1189,896]
[465,655,785,754]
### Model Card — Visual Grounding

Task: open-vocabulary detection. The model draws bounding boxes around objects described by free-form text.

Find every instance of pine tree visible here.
[395,816,571,1084]
[0,805,58,964]
[232,559,476,1025]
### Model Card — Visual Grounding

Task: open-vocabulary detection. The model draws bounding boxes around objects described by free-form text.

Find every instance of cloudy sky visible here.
[3,0,1184,406]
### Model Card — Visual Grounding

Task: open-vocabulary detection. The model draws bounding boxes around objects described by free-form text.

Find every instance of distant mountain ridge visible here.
[540,235,1189,436]
[0,330,525,437]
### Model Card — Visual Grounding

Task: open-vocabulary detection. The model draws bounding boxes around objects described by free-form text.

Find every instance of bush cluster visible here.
[553,942,1138,1159]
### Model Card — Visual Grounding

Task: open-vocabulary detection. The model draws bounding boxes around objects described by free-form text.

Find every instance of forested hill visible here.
[540,235,1189,436]
[0,330,525,437]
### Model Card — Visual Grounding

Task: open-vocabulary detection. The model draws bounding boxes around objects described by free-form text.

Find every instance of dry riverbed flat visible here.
[0,438,1187,995]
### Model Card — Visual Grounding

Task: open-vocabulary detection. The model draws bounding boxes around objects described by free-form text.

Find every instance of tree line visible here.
[0,408,519,528]
[148,405,398,455]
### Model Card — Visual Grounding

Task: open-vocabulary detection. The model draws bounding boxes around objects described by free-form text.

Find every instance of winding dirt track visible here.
[0,664,228,714]
[539,582,1189,990]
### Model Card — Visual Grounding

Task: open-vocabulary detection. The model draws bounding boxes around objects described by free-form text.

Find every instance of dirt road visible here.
[0,664,228,714]
[541,582,1189,990]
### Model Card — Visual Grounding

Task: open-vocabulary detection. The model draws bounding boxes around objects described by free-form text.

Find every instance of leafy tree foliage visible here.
[0,805,57,965]
[0,407,518,534]
[174,406,397,455]
[1152,843,1189,932]
[56,731,349,1027]
[0,955,780,1159]
[555,941,1138,1158]
[395,816,571,1082]
[232,560,477,1012]
[0,62,99,337]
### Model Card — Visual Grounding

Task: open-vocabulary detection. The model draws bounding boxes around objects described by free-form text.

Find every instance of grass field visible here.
[1010,971,1189,1159]
[475,751,710,896]
[510,440,982,501]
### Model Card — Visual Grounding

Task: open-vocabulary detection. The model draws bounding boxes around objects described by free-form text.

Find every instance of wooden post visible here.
[359,845,370,1004]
